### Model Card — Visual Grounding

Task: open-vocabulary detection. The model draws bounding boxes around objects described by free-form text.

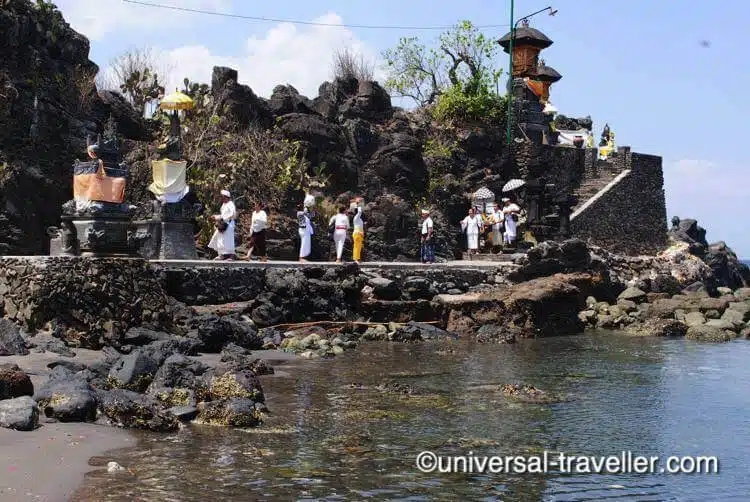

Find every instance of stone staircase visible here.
[572,161,627,213]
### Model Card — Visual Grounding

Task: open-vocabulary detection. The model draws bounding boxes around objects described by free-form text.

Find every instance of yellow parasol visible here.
[159,91,195,111]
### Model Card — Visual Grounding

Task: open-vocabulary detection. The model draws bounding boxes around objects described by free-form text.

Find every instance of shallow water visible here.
[73,333,750,501]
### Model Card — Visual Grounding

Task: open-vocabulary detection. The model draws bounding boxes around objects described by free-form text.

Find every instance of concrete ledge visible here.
[150,259,519,271]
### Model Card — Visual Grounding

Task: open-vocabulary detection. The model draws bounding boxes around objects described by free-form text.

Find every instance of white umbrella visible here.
[502,179,526,193]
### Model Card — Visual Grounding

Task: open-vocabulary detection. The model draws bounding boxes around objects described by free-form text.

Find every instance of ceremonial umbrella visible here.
[160,91,195,111]
[502,178,526,192]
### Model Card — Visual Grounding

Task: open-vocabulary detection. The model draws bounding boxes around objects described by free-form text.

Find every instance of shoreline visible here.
[0,423,132,502]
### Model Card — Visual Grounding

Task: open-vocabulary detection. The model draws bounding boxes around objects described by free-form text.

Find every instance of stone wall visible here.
[570,149,667,254]
[0,257,170,348]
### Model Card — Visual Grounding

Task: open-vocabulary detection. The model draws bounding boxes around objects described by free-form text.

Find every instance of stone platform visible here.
[0,256,519,344]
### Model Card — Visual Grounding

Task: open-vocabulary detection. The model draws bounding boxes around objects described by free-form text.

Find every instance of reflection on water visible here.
[73,333,750,501]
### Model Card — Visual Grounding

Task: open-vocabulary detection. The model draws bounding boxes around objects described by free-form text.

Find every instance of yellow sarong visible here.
[353,229,364,262]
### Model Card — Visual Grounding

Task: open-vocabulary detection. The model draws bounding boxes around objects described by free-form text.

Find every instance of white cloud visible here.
[161,13,385,99]
[56,0,231,41]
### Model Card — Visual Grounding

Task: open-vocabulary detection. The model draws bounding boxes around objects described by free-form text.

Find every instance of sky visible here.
[55,0,749,257]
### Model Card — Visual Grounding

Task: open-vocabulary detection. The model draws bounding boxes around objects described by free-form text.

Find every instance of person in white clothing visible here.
[491,206,504,248]
[208,189,237,260]
[328,206,350,263]
[420,209,435,263]
[461,207,483,255]
[245,201,268,262]
[502,197,521,246]
[297,203,313,262]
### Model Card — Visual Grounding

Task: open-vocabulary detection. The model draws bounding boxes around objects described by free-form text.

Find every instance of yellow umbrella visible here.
[159,91,195,111]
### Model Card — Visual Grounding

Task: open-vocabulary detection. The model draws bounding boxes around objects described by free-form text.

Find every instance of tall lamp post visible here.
[505,5,557,146]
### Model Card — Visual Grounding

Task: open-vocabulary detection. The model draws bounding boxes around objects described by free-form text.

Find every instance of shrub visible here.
[433,83,506,124]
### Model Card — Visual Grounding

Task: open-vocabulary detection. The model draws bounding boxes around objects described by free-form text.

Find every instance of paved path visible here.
[150,259,520,270]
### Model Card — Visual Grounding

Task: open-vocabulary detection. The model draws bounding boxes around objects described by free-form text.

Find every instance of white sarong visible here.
[208,201,236,255]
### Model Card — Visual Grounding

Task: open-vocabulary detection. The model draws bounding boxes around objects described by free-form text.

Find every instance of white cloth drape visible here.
[503,203,520,243]
[208,201,236,255]
[461,215,483,250]
[298,210,313,258]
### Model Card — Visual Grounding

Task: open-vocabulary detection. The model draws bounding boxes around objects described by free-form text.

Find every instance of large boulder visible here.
[361,133,428,199]
[98,389,178,432]
[0,396,39,431]
[34,377,98,422]
[211,66,273,128]
[685,325,734,343]
[0,319,29,356]
[192,314,262,352]
[107,348,160,392]
[147,354,210,408]
[704,241,750,290]
[268,84,315,116]
[626,319,688,337]
[0,363,33,399]
[196,397,261,427]
[339,80,392,121]
[90,90,153,141]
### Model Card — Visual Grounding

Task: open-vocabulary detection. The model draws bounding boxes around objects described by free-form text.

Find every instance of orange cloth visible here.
[73,163,126,203]
[526,79,545,98]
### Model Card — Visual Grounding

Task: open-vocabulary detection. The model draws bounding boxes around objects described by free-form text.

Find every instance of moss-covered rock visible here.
[196,398,262,427]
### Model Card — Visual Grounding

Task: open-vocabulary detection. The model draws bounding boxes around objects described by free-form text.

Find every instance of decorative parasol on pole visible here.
[502,178,526,193]
[160,91,195,139]
[160,91,195,111]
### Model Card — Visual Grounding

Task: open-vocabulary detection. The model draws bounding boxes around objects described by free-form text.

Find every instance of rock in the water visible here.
[501,384,565,404]
[34,378,98,422]
[626,319,688,337]
[0,319,29,356]
[0,363,34,399]
[168,405,199,422]
[209,371,264,402]
[390,322,457,342]
[197,398,261,427]
[685,325,733,343]
[147,354,211,407]
[98,389,178,432]
[0,396,39,431]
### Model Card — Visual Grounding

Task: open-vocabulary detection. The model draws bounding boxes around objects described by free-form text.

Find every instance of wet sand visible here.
[0,348,298,501]
[0,350,132,502]
[0,423,132,502]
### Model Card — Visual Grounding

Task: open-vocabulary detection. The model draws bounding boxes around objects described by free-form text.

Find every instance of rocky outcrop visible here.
[438,272,601,342]
[668,217,750,291]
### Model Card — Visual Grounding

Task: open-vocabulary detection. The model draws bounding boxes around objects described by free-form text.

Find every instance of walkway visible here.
[150,259,520,270]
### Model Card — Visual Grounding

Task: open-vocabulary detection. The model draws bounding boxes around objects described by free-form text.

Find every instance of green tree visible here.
[382,21,502,107]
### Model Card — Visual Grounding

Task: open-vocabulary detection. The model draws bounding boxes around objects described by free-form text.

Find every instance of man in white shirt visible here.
[246,201,268,262]
[420,209,435,264]
[208,189,237,260]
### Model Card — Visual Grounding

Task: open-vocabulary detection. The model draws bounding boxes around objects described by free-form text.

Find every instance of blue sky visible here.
[56,0,749,257]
